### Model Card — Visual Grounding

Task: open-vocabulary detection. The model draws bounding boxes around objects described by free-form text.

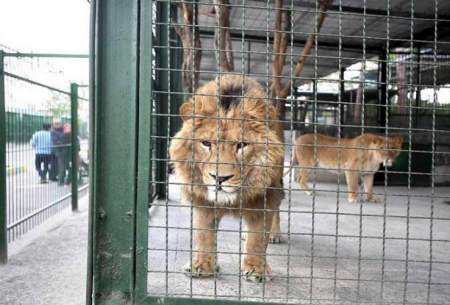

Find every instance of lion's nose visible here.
[209,173,234,185]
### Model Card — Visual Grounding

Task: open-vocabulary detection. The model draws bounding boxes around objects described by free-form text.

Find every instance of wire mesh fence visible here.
[0,51,89,257]
[145,0,450,304]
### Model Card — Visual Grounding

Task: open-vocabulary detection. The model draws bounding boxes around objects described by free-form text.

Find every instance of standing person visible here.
[62,123,73,185]
[51,120,66,185]
[30,123,52,183]
[49,119,61,181]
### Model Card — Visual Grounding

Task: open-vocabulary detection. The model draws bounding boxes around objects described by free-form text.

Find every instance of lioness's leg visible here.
[345,170,359,203]
[242,208,274,282]
[269,209,281,243]
[298,168,313,195]
[184,206,221,277]
[363,174,377,202]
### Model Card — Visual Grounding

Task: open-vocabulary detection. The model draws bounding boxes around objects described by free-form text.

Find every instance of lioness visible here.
[169,75,284,282]
[290,133,403,203]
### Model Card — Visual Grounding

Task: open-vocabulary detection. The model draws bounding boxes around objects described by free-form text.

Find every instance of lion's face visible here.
[195,120,272,204]
[169,75,284,205]
[371,136,403,167]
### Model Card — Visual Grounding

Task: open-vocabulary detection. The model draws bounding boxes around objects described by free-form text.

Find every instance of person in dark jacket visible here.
[49,119,61,181]
[51,120,67,185]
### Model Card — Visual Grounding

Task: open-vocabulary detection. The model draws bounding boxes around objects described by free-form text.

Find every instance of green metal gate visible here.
[88,1,450,304]
[0,50,89,263]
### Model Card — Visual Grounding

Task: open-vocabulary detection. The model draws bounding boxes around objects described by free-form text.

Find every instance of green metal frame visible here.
[88,1,283,304]
[88,0,151,303]
[0,52,85,262]
[0,51,7,264]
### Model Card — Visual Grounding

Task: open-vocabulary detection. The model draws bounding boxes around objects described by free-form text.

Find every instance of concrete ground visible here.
[1,178,448,305]
[0,194,88,305]
[148,176,450,304]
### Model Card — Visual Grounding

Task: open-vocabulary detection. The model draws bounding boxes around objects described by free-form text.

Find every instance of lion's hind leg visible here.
[298,168,313,196]
[363,174,378,203]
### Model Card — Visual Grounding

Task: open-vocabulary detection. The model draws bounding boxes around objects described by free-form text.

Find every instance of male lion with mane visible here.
[169,75,284,282]
[289,133,403,203]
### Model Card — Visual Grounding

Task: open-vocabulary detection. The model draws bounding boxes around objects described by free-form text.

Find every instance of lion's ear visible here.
[179,100,194,121]
[373,137,385,147]
[392,135,404,146]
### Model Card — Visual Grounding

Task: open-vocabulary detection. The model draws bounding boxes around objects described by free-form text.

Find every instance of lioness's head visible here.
[370,135,404,167]
[169,75,284,205]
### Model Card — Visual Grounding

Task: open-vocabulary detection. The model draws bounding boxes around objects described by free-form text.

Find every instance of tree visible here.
[172,1,202,94]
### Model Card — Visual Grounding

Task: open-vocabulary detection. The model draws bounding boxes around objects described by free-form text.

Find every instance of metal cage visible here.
[88,1,450,304]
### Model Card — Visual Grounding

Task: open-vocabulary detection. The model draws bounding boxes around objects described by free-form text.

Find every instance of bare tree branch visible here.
[280,0,333,98]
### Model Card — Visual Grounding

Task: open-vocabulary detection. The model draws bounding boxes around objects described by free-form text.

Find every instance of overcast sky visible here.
[0,0,90,54]
[0,0,90,110]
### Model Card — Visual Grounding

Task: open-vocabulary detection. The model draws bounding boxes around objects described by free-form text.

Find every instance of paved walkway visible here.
[0,194,88,305]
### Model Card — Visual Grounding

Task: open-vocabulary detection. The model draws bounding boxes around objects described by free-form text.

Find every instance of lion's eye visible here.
[201,140,211,148]
[237,142,248,151]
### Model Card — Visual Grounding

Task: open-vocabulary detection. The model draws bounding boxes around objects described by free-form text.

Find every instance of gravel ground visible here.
[0,194,88,305]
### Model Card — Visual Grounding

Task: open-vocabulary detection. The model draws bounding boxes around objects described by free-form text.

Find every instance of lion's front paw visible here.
[304,190,313,196]
[348,196,359,203]
[367,196,379,203]
[269,233,282,244]
[183,256,219,278]
[241,256,271,283]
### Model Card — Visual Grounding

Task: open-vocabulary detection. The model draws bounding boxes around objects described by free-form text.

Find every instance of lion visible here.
[169,74,284,282]
[288,133,403,203]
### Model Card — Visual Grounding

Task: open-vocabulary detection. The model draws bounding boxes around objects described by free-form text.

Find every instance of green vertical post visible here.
[135,0,152,299]
[70,83,79,211]
[0,51,7,264]
[88,0,150,303]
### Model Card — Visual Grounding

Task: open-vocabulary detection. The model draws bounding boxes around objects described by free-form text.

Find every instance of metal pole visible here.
[339,67,345,134]
[70,83,79,211]
[379,52,387,127]
[0,51,7,263]
[414,48,421,129]
[89,1,145,302]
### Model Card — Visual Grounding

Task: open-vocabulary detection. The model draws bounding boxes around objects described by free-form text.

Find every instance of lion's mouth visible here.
[207,185,239,204]
[215,186,237,193]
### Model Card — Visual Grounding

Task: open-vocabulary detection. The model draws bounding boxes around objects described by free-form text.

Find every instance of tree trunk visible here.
[270,0,291,119]
[172,1,202,94]
[213,0,234,73]
[354,62,365,123]
[396,57,407,114]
